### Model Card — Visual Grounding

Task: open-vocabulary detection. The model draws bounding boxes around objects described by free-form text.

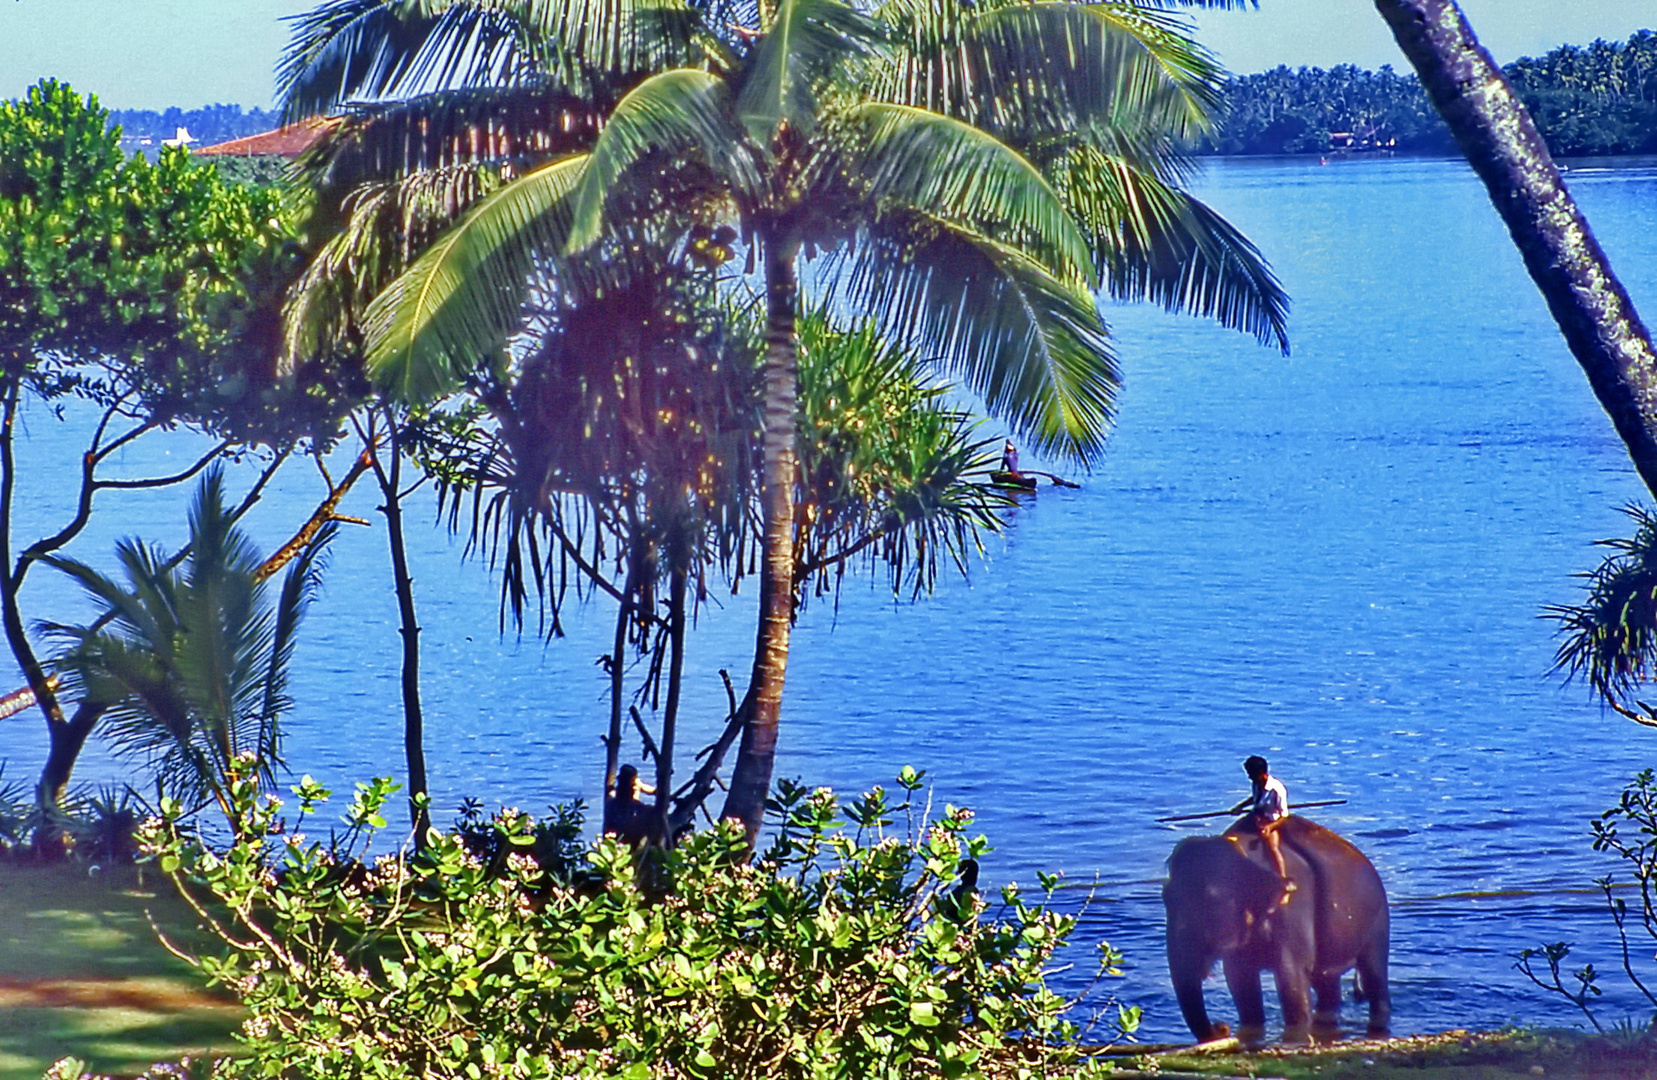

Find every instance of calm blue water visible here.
[5,154,1657,1040]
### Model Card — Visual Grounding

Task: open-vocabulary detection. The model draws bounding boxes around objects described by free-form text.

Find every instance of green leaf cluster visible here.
[0,81,285,400]
[141,763,1133,1079]
[1545,503,1657,713]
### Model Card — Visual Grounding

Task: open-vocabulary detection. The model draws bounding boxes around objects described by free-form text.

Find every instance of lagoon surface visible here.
[6,155,1657,1040]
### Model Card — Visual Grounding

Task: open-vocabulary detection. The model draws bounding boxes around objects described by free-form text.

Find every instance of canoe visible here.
[990,470,1038,492]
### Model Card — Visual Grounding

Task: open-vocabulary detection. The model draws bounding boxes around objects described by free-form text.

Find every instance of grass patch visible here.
[0,862,239,1080]
[1117,1029,1657,1080]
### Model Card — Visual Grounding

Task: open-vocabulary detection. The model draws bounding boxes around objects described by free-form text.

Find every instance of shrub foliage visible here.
[139,763,1129,1079]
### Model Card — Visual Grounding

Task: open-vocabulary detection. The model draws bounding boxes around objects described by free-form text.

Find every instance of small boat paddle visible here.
[1156,799,1348,823]
[1023,470,1081,488]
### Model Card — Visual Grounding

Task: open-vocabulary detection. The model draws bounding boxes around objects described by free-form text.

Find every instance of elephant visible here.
[1163,815,1390,1042]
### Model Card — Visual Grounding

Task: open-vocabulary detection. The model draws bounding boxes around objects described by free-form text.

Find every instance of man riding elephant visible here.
[1164,783,1390,1042]
[1229,755,1295,901]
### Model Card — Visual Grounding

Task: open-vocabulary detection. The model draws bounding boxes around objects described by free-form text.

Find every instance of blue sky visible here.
[1,0,1653,110]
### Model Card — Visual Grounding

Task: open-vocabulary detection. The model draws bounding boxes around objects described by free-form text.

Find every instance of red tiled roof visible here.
[194,117,340,158]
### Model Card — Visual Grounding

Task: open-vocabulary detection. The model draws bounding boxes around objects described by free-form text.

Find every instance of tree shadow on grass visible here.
[0,863,240,1079]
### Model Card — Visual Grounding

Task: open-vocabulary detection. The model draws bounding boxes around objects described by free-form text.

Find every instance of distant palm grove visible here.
[1204,29,1657,157]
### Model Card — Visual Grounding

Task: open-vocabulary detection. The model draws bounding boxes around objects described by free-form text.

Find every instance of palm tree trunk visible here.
[378,419,430,842]
[1375,0,1657,498]
[35,700,108,849]
[721,231,802,846]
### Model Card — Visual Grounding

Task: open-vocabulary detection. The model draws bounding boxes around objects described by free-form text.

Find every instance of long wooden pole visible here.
[1156,799,1348,823]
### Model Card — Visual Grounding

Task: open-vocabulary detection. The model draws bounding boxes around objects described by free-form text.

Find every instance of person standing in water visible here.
[1231,755,1296,898]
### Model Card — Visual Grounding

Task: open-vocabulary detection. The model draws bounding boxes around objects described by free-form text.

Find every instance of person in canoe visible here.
[993,440,1039,490]
[1230,755,1296,899]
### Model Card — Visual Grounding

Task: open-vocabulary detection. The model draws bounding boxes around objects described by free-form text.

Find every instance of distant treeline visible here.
[106,30,1657,160]
[1207,29,1657,157]
[108,104,278,145]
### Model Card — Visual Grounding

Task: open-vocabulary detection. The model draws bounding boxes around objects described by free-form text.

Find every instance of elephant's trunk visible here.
[1167,935,1220,1042]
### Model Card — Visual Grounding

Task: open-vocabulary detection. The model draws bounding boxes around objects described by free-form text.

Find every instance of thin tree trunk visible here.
[721,232,801,847]
[656,557,687,847]
[602,558,636,830]
[258,449,374,581]
[0,377,74,836]
[377,419,430,843]
[35,700,108,848]
[1375,0,1657,499]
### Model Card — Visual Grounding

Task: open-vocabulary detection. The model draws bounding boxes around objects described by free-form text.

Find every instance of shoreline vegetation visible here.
[105,30,1657,164]
[1203,30,1657,158]
[5,857,1657,1080]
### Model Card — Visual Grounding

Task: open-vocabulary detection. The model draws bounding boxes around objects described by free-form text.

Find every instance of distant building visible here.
[192,117,338,159]
[161,126,195,148]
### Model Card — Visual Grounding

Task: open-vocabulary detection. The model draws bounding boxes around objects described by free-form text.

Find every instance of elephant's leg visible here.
[1312,969,1343,1030]
[1222,955,1267,1043]
[1273,957,1314,1043]
[1169,939,1225,1042]
[1357,936,1392,1035]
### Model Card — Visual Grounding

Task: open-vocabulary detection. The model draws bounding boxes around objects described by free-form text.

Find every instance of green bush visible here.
[136,762,1132,1079]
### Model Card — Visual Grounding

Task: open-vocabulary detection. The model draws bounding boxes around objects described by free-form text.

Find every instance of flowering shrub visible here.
[136,762,1131,1079]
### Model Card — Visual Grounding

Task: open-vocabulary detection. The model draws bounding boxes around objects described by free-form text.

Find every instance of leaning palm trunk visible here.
[1375,0,1657,499]
[721,233,802,844]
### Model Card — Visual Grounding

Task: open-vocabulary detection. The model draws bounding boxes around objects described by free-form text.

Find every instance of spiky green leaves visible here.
[1548,503,1657,712]
[838,211,1118,462]
[869,0,1224,149]
[279,0,710,123]
[1050,145,1289,352]
[280,0,515,123]
[841,103,1097,291]
[284,163,505,370]
[43,470,330,814]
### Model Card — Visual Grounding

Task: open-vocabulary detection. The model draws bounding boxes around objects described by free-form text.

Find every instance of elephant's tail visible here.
[1353,970,1369,1003]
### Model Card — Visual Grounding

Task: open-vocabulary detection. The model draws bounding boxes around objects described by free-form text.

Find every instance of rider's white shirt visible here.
[1251,776,1289,821]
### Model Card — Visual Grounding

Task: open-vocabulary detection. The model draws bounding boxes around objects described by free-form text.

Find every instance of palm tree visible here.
[790,312,1007,606]
[283,0,1289,842]
[41,470,330,825]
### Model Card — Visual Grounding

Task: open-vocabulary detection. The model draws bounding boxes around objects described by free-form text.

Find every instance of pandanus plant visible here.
[280,0,1288,842]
